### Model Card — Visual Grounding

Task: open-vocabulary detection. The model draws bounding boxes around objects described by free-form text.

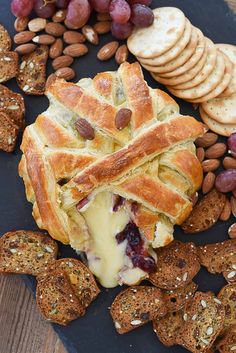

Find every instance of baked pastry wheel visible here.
[19,62,204,288]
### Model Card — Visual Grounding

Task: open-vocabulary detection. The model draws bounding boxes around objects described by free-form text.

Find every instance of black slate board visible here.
[0,0,236,352]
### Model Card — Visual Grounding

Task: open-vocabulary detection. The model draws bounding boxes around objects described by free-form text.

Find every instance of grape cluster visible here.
[11,0,154,40]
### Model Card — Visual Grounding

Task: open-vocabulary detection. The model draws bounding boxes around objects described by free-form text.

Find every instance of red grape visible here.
[11,0,34,17]
[111,21,133,39]
[215,170,236,193]
[228,133,236,157]
[65,0,91,29]
[56,0,70,8]
[130,4,154,27]
[90,0,110,13]
[34,0,56,18]
[109,0,131,24]
[128,0,152,5]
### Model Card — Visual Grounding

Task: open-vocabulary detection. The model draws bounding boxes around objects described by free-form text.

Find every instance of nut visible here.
[45,22,66,37]
[33,34,56,45]
[63,31,86,44]
[52,9,67,23]
[115,44,129,65]
[97,13,111,21]
[230,196,236,217]
[195,132,218,148]
[223,156,236,169]
[63,43,88,57]
[115,108,132,130]
[82,25,99,45]
[202,159,220,173]
[228,223,236,239]
[15,43,37,55]
[75,117,95,140]
[219,198,231,221]
[14,31,35,45]
[49,38,63,59]
[93,21,111,34]
[55,67,75,80]
[97,41,119,61]
[14,17,29,32]
[52,55,73,70]
[196,147,205,162]
[46,73,57,89]
[202,172,216,194]
[205,143,227,159]
[28,18,47,32]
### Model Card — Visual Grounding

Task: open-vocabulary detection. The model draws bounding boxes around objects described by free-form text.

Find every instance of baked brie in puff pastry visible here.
[19,62,204,288]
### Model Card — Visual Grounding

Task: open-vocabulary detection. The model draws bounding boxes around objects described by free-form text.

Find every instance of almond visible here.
[15,43,37,55]
[52,55,73,70]
[115,44,129,65]
[46,73,57,89]
[195,132,218,148]
[93,21,111,34]
[82,25,99,45]
[97,13,111,21]
[219,198,231,221]
[228,223,236,239]
[55,67,75,80]
[202,159,220,173]
[75,117,95,140]
[49,38,63,59]
[52,9,67,23]
[33,34,56,45]
[28,18,47,32]
[97,41,119,61]
[202,172,216,194]
[205,142,226,159]
[115,108,132,130]
[63,31,85,44]
[230,196,236,217]
[196,147,205,162]
[45,22,66,37]
[14,17,29,32]
[14,31,35,45]
[63,43,88,57]
[223,156,236,169]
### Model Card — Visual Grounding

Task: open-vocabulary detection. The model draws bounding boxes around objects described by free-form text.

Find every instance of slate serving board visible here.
[0,0,235,352]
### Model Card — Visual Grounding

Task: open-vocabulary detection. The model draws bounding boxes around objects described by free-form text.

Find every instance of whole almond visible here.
[195,132,218,148]
[52,9,67,23]
[97,13,111,21]
[28,18,47,32]
[202,159,220,173]
[75,117,95,140]
[45,22,66,37]
[115,44,129,65]
[46,73,57,89]
[230,196,236,217]
[82,25,99,45]
[97,41,119,61]
[228,223,236,239]
[223,156,236,169]
[205,142,227,159]
[55,67,75,80]
[63,43,88,57]
[49,38,63,59]
[15,43,37,55]
[14,31,35,45]
[202,172,216,194]
[196,147,205,162]
[115,108,132,130]
[33,34,56,45]
[220,198,231,221]
[14,17,29,32]
[63,31,85,44]
[52,55,73,70]
[93,21,111,34]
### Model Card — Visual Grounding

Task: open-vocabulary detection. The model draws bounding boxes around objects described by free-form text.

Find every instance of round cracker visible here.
[199,106,236,136]
[168,52,225,100]
[127,7,186,58]
[216,43,236,97]
[201,91,236,124]
[138,19,193,70]
[188,53,233,103]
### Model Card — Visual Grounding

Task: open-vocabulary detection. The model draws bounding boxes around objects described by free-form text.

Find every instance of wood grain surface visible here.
[0,1,235,353]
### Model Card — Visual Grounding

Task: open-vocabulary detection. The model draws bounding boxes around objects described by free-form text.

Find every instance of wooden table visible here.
[1,1,235,352]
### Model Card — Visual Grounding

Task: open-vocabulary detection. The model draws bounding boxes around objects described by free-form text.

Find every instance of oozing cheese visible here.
[81,191,130,288]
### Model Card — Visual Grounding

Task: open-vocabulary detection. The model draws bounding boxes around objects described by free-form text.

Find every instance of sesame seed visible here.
[23,85,30,92]
[201,300,207,308]
[227,271,236,279]
[131,320,141,325]
[192,314,197,321]
[20,61,26,70]
[4,57,11,61]
[183,314,188,321]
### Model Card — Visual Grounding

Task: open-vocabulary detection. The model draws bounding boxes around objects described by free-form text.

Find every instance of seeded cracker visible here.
[217,326,236,353]
[0,112,19,152]
[153,310,184,346]
[0,24,12,52]
[163,281,198,312]
[218,284,236,332]
[0,52,18,83]
[110,286,167,334]
[0,230,58,275]
[0,84,25,129]
[17,45,48,95]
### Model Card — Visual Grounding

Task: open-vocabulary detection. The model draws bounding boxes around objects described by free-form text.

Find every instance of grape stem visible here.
[43,0,56,4]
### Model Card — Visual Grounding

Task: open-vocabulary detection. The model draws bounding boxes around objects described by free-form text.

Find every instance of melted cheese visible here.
[81,191,129,288]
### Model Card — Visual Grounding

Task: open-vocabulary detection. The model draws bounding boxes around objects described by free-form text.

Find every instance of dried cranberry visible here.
[116,230,127,244]
[131,254,157,273]
[113,194,124,212]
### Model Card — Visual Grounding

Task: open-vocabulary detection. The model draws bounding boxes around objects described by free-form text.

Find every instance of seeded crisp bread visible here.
[0,24,11,52]
[0,111,19,152]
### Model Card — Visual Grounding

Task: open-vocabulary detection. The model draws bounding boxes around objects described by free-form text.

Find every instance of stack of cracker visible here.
[127,7,236,136]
